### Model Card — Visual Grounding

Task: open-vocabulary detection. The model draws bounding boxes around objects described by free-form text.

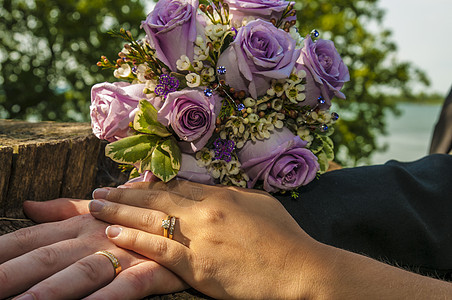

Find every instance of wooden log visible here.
[0,119,128,220]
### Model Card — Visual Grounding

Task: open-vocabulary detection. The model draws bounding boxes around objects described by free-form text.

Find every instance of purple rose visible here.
[90,82,149,142]
[299,36,350,104]
[142,0,199,71]
[177,153,214,184]
[238,127,319,192]
[227,0,295,24]
[294,64,329,109]
[158,90,219,152]
[217,19,300,98]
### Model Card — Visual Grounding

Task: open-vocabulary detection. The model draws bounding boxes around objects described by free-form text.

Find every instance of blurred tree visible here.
[295,0,429,165]
[0,0,146,121]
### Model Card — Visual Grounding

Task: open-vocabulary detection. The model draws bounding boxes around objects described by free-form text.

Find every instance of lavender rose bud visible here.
[227,0,295,24]
[238,127,319,192]
[217,19,300,99]
[91,82,155,142]
[142,0,198,71]
[299,36,350,104]
[158,89,219,152]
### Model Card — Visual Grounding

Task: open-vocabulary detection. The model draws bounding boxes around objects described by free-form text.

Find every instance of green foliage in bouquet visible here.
[105,100,181,182]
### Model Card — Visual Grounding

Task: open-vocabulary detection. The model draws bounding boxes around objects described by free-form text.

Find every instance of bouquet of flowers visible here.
[90,0,349,195]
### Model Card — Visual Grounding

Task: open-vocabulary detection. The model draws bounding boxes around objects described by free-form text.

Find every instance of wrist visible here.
[284,239,337,299]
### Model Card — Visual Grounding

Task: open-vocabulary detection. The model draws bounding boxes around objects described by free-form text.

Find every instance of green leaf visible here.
[129,168,140,180]
[170,72,188,90]
[159,138,181,170]
[220,30,236,55]
[321,136,335,161]
[105,134,159,164]
[317,152,329,174]
[148,144,179,182]
[309,133,324,154]
[134,100,171,137]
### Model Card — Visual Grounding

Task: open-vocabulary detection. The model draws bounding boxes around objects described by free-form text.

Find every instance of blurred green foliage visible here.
[0,0,430,165]
[295,0,429,165]
[0,0,146,121]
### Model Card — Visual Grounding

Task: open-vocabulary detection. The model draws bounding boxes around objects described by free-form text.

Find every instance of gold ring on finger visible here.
[161,215,171,238]
[94,250,122,277]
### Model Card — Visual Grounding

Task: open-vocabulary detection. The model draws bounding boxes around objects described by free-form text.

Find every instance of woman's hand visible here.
[0,198,187,300]
[89,181,323,299]
[90,181,452,300]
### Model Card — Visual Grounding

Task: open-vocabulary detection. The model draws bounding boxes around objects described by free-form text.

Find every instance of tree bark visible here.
[0,119,128,228]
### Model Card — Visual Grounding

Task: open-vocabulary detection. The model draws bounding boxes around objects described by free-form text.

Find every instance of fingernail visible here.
[106,226,122,238]
[117,185,130,189]
[92,188,109,199]
[14,293,35,300]
[89,200,105,213]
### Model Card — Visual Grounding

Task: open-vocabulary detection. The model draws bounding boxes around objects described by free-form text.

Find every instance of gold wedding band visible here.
[161,215,176,240]
[94,250,122,277]
[169,216,176,240]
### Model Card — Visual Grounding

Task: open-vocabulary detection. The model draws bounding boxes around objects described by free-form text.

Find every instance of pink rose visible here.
[158,89,219,152]
[90,82,163,142]
[90,83,143,142]
[238,127,319,192]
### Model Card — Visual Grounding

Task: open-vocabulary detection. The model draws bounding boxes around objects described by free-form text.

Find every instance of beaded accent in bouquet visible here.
[91,0,350,196]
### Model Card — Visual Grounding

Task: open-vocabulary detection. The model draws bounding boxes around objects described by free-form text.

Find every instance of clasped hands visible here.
[0,181,319,299]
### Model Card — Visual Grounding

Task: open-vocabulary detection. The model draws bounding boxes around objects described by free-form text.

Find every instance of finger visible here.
[16,249,143,300]
[23,199,91,223]
[0,216,84,263]
[117,181,152,189]
[89,200,168,234]
[0,238,93,298]
[105,226,193,282]
[85,260,188,300]
[92,187,191,211]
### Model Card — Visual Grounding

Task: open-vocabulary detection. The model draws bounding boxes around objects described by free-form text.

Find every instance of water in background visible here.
[370,103,442,165]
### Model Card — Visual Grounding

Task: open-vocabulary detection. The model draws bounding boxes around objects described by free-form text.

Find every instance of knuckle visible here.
[12,227,38,249]
[107,188,125,203]
[201,207,226,224]
[0,266,9,287]
[29,282,61,299]
[143,190,160,207]
[152,238,168,257]
[138,211,158,230]
[193,256,216,283]
[74,258,104,282]
[33,246,60,267]
[214,188,237,203]
[126,266,154,292]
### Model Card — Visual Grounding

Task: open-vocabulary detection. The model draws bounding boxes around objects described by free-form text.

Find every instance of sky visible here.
[378,0,452,96]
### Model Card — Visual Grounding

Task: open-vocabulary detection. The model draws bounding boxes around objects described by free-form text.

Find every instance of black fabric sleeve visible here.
[277,154,452,279]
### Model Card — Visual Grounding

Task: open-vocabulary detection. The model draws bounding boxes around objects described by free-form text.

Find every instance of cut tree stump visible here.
[0,119,128,229]
[0,120,209,300]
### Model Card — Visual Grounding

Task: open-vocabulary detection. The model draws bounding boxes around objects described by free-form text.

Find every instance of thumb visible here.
[23,198,91,223]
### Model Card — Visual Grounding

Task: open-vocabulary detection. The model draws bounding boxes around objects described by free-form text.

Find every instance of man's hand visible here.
[0,197,187,300]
